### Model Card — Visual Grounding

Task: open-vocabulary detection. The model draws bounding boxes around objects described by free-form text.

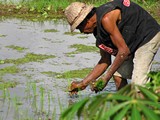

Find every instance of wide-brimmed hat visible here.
[64,2,94,32]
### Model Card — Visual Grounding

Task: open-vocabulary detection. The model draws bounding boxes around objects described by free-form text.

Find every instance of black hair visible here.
[86,7,97,20]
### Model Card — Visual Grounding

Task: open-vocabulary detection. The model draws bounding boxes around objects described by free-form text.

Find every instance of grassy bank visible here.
[0,0,159,22]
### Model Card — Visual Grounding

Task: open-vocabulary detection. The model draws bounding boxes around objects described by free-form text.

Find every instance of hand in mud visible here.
[90,78,107,93]
[68,81,87,96]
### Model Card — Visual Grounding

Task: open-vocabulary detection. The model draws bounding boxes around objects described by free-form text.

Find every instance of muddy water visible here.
[0,19,159,120]
[0,18,100,120]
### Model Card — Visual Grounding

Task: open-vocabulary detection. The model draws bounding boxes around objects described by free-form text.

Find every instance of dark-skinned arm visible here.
[101,9,130,82]
[82,49,111,85]
[69,50,111,94]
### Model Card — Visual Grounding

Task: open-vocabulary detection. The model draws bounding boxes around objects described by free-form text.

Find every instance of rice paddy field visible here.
[0,0,159,120]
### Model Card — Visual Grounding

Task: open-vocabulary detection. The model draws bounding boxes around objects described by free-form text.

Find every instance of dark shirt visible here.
[94,0,160,54]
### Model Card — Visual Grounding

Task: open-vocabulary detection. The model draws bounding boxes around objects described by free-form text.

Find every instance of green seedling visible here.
[6,45,28,52]
[90,79,106,92]
[44,29,59,33]
[67,44,98,55]
[1,53,55,65]
[40,86,45,113]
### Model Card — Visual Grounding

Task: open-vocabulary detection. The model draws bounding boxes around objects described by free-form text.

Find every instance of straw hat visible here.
[64,2,94,32]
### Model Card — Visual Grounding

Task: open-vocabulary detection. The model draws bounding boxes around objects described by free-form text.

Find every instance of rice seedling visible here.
[2,87,11,100]
[40,85,45,113]
[2,53,55,65]
[44,28,59,33]
[46,89,51,118]
[31,82,37,97]
[6,45,28,52]
[51,95,56,120]
[61,72,160,120]
[12,95,21,120]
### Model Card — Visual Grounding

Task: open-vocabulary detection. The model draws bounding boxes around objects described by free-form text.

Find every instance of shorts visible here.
[114,32,160,86]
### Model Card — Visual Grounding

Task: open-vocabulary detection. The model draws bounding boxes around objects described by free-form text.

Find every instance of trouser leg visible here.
[132,32,160,86]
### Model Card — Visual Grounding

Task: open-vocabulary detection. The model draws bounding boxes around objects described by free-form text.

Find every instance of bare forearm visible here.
[82,63,108,85]
[104,51,130,80]
[82,51,111,85]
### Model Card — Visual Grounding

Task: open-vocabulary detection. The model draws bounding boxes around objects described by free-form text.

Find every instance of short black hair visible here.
[86,7,96,20]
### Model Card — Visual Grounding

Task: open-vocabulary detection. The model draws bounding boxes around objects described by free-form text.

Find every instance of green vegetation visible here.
[0,66,20,74]
[90,78,106,92]
[0,81,18,90]
[42,68,92,79]
[44,29,59,33]
[0,53,55,65]
[0,66,20,89]
[64,31,82,36]
[0,80,56,120]
[0,0,159,120]
[0,0,159,23]
[0,34,7,37]
[61,72,160,120]
[146,71,160,93]
[77,36,89,39]
[6,45,28,52]
[67,44,98,55]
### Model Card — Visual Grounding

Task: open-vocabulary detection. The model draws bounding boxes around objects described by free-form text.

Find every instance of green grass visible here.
[0,0,159,23]
[0,81,18,90]
[44,29,59,33]
[1,53,55,65]
[0,34,7,37]
[64,31,82,36]
[6,45,28,52]
[67,44,99,55]
[42,68,92,79]
[0,66,20,74]
[77,36,89,39]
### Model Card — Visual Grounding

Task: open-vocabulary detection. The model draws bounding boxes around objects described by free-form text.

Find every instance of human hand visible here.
[90,78,108,93]
[69,81,87,96]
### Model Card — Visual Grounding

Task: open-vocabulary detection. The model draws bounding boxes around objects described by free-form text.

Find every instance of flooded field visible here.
[0,18,159,120]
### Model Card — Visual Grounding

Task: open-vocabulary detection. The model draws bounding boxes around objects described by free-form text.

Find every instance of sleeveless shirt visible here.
[94,0,160,54]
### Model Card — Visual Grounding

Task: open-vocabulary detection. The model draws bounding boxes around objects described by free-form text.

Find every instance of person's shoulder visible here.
[102,9,121,21]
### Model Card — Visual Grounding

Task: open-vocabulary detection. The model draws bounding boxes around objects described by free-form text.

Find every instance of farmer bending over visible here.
[64,0,160,94]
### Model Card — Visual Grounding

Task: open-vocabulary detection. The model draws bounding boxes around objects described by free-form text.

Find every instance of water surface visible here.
[0,18,159,120]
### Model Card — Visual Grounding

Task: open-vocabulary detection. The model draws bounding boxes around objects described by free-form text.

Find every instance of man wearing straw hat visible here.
[64,0,160,94]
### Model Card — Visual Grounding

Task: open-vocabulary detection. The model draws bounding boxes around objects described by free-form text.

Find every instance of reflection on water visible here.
[0,18,159,120]
[0,18,99,120]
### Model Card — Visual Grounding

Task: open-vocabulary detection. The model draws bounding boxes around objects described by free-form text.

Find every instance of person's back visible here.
[64,0,160,94]
[95,0,160,53]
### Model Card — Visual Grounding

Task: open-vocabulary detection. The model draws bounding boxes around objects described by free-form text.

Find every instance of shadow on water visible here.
[0,18,159,120]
